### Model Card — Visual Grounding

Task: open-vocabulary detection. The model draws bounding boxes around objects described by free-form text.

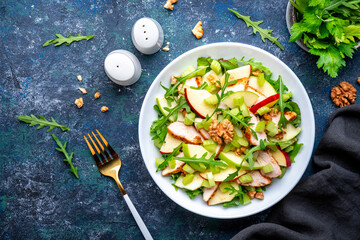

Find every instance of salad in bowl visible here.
[150,56,303,207]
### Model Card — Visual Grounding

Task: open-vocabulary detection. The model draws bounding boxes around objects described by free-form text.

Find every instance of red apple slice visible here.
[250,93,280,114]
[271,146,291,167]
[184,88,216,118]
[159,133,183,154]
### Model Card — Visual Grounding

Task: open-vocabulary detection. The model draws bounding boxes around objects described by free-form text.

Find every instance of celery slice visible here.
[240,104,250,117]
[233,96,245,107]
[256,106,271,116]
[204,95,218,105]
[285,146,294,153]
[210,165,220,174]
[206,84,219,93]
[155,157,165,167]
[266,121,278,137]
[183,164,195,174]
[169,158,176,169]
[181,66,196,77]
[257,72,265,87]
[242,193,251,205]
[222,143,232,153]
[153,138,163,149]
[230,107,240,116]
[239,174,253,183]
[210,60,222,75]
[219,182,231,193]
[202,140,217,153]
[262,163,274,173]
[217,114,224,123]
[184,112,195,125]
[202,180,211,188]
[282,92,293,102]
[255,121,266,133]
[245,186,255,191]
[207,172,216,187]
[182,174,195,185]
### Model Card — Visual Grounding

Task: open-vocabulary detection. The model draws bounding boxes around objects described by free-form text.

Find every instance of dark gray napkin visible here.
[232,104,360,240]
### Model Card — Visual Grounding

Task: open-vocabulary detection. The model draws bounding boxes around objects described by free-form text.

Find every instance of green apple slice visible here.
[159,133,183,154]
[175,173,203,191]
[199,166,246,182]
[218,151,264,169]
[208,182,239,205]
[185,88,217,119]
[222,91,259,108]
[269,123,301,142]
[248,76,277,98]
[156,97,179,122]
[219,65,251,87]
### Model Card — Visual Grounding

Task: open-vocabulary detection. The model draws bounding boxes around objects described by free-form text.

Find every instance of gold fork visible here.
[84,130,153,240]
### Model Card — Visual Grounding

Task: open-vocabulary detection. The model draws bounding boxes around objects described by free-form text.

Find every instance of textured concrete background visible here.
[0,0,359,239]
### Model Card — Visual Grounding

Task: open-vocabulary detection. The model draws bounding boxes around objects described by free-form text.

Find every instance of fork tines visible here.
[84,129,118,166]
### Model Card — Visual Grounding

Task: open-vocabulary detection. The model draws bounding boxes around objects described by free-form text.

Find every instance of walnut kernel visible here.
[162,45,170,52]
[77,75,82,81]
[75,97,83,108]
[255,192,264,200]
[330,81,357,107]
[101,106,109,112]
[357,77,360,85]
[192,21,203,39]
[208,119,234,145]
[164,0,177,10]
[252,70,261,76]
[94,92,101,99]
[171,76,179,85]
[78,88,87,94]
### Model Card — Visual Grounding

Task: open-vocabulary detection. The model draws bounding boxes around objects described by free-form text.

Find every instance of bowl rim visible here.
[138,42,315,219]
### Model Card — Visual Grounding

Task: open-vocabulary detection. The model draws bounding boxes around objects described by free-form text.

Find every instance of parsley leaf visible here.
[229,9,284,50]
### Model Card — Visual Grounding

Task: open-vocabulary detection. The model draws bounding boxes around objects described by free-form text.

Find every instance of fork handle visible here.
[123,194,153,240]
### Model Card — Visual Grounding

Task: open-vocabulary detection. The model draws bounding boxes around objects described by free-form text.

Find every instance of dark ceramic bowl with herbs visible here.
[285,0,360,78]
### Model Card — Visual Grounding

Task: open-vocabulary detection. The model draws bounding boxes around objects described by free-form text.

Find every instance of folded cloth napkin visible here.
[232,104,360,240]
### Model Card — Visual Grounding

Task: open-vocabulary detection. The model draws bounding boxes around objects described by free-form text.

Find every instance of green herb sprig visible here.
[52,134,79,178]
[18,115,70,132]
[174,153,228,168]
[156,143,183,172]
[43,34,94,47]
[229,9,284,50]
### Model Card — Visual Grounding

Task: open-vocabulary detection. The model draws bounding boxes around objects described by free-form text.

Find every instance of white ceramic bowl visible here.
[139,42,315,219]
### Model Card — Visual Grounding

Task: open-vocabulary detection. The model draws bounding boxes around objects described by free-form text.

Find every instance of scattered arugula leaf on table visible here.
[18,114,70,132]
[229,9,285,50]
[43,34,94,47]
[52,134,79,178]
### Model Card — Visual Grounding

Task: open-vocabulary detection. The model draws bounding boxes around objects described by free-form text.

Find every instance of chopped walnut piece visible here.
[94,92,101,99]
[77,75,82,81]
[262,113,272,121]
[171,76,179,84]
[78,87,87,94]
[248,191,256,199]
[75,97,83,108]
[331,81,357,107]
[162,45,170,52]
[208,119,234,145]
[101,106,109,112]
[252,70,261,76]
[357,77,360,85]
[255,192,264,200]
[192,21,203,39]
[164,0,177,10]
[234,146,247,156]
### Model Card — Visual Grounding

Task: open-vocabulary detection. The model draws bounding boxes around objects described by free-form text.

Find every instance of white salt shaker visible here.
[131,18,164,55]
[104,50,142,86]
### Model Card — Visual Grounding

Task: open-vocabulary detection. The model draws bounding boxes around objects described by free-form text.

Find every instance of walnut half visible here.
[75,97,83,108]
[192,21,203,39]
[330,81,357,107]
[208,119,234,145]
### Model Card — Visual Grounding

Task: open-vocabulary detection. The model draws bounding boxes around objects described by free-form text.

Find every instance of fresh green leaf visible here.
[218,59,239,71]
[344,25,360,38]
[185,188,203,199]
[197,57,211,67]
[289,143,303,163]
[52,134,79,178]
[157,143,183,171]
[18,115,70,132]
[43,34,94,47]
[174,153,228,168]
[238,57,272,75]
[229,9,284,50]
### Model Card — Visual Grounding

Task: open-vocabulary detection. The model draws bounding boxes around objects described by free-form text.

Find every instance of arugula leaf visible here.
[174,153,228,168]
[223,185,246,207]
[222,109,257,140]
[218,59,239,71]
[229,9,284,50]
[18,114,70,132]
[197,57,211,67]
[185,188,203,199]
[238,57,272,75]
[289,143,303,163]
[157,143,183,172]
[52,134,79,178]
[43,34,94,47]
[277,76,290,131]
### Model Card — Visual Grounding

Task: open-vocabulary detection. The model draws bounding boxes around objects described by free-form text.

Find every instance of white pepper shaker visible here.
[104,50,142,86]
[131,18,164,55]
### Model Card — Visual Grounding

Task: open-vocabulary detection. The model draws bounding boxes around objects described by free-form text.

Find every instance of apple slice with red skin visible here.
[271,146,291,167]
[250,93,280,114]
[184,88,216,119]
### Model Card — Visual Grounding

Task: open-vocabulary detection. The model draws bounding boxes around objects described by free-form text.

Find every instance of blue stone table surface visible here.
[0,0,359,239]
